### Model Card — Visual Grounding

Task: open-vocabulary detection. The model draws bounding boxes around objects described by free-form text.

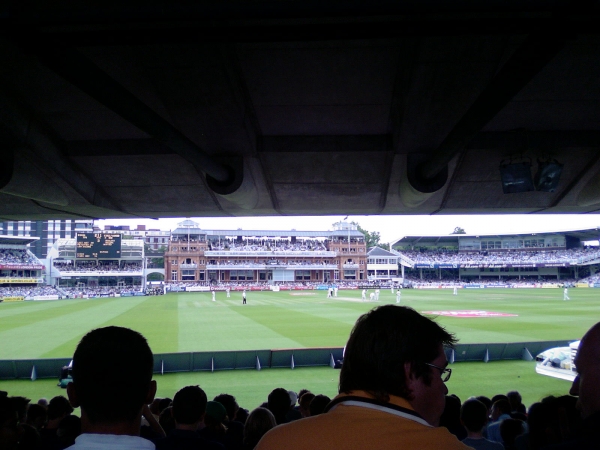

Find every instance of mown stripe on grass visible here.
[0,299,104,334]
[228,300,353,349]
[0,297,149,359]
[176,292,302,352]
[100,294,180,354]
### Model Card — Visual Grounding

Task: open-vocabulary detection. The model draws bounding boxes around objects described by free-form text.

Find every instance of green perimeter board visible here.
[0,288,598,359]
[0,361,571,415]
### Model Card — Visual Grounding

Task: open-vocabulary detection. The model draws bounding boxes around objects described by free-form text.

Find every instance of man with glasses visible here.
[256,305,469,450]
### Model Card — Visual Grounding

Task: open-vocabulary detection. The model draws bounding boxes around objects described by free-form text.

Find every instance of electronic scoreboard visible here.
[76,233,122,259]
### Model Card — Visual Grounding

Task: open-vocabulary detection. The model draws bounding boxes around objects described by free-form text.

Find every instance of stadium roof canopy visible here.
[393,227,600,247]
[0,235,39,246]
[2,2,600,219]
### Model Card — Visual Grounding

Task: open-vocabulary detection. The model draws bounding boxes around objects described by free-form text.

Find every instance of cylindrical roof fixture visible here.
[206,156,259,210]
[400,152,448,208]
[534,159,563,192]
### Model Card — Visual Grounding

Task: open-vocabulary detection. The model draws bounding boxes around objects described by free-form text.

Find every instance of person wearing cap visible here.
[213,394,245,447]
[256,305,470,450]
[199,401,238,450]
[285,392,301,423]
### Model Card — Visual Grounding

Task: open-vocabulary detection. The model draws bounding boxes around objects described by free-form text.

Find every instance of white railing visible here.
[398,253,415,268]
[205,250,335,257]
[56,270,143,276]
[207,264,266,269]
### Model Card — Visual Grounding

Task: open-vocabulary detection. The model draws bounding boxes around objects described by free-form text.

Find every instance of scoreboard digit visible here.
[76,233,122,259]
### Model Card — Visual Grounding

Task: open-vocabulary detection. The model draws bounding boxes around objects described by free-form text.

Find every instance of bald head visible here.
[570,322,600,418]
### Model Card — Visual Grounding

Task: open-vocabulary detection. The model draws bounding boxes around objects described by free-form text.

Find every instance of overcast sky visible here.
[96,214,600,245]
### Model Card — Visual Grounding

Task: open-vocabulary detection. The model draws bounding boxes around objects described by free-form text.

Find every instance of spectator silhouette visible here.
[155,386,223,450]
[499,419,524,450]
[242,408,276,450]
[199,401,240,450]
[507,391,526,416]
[213,394,244,448]
[235,409,249,425]
[56,415,80,449]
[487,399,512,444]
[460,398,504,450]
[1,395,20,450]
[25,403,47,431]
[158,407,176,436]
[298,393,315,418]
[285,392,301,422]
[66,326,157,449]
[308,395,331,417]
[40,396,73,450]
[515,395,581,450]
[546,321,600,449]
[440,394,467,441]
[266,388,291,425]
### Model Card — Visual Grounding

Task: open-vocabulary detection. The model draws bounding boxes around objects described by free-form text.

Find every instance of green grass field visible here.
[0,287,596,409]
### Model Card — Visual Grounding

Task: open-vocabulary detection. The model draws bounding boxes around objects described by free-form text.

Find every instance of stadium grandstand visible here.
[45,233,145,298]
[165,219,366,289]
[0,235,50,301]
[392,228,600,288]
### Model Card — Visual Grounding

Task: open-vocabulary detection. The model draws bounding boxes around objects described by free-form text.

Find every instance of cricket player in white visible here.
[564,287,570,300]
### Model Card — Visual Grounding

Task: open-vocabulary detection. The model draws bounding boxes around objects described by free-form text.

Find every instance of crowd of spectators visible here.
[0,285,146,299]
[0,384,587,450]
[59,285,143,297]
[53,261,142,272]
[0,385,339,450]
[208,239,327,252]
[403,275,579,287]
[166,280,382,291]
[579,273,600,284]
[0,248,41,265]
[206,259,334,267]
[400,247,600,266]
[0,285,59,299]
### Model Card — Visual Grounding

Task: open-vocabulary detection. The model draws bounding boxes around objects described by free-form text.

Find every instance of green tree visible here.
[145,245,166,268]
[452,227,466,234]
[147,272,164,281]
[352,222,381,248]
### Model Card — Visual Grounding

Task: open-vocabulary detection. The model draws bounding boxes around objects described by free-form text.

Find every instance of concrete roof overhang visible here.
[1,1,600,220]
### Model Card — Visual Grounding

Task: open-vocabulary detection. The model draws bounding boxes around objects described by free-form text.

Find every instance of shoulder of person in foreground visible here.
[255,416,472,450]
